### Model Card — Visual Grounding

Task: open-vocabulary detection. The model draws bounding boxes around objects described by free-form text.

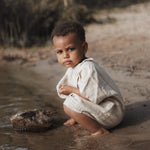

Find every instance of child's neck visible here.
[71,56,87,68]
[79,56,87,64]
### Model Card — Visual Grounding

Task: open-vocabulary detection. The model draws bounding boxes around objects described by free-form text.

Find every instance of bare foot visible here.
[64,118,77,126]
[91,128,110,138]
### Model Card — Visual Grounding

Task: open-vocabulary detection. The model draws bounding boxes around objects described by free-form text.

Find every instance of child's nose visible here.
[63,51,69,58]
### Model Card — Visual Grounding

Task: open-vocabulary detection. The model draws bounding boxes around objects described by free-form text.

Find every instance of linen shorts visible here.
[63,94,124,129]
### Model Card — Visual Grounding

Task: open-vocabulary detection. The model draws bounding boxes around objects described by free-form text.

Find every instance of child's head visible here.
[52,21,88,68]
[51,21,85,43]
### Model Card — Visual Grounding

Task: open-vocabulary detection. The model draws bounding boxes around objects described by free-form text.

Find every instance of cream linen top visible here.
[56,58,123,105]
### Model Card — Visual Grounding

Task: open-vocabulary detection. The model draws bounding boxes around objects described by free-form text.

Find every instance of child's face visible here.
[53,33,87,68]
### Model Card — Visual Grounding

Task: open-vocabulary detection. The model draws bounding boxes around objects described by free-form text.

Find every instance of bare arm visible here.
[59,85,90,101]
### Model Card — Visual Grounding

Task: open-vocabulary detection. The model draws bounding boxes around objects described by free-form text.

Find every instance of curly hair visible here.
[51,21,85,42]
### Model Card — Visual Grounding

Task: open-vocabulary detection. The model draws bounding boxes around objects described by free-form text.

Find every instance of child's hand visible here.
[59,85,90,101]
[59,85,75,95]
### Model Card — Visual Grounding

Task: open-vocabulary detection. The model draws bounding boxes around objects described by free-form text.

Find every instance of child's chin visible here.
[63,64,73,68]
[65,65,73,68]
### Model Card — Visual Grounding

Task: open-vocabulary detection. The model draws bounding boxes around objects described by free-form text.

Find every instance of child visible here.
[51,21,125,137]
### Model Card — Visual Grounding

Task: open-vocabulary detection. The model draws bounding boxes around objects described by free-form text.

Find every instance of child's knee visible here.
[63,104,79,117]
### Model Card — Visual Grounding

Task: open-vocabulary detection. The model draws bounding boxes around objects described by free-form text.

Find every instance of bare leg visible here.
[64,118,77,126]
[63,105,109,137]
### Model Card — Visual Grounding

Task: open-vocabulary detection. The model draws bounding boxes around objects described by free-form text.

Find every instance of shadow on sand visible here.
[117,100,150,128]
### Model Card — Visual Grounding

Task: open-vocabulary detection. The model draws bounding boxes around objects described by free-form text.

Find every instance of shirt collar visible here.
[71,57,93,69]
[82,57,93,63]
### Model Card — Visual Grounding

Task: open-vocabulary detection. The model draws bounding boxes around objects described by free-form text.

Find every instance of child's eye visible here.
[56,50,63,54]
[68,48,75,51]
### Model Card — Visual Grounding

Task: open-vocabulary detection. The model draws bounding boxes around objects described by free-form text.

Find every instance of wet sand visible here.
[1,2,150,150]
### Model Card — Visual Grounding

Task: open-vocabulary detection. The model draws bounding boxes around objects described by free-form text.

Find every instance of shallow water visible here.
[0,63,74,150]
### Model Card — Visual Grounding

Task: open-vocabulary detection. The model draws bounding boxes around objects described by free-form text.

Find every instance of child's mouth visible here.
[63,60,72,65]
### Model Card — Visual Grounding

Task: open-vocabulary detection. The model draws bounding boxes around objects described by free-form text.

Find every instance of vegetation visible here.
[0,0,59,47]
[0,0,149,47]
[0,0,93,47]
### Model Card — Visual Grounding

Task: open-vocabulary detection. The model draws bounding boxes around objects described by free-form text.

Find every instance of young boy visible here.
[51,21,124,137]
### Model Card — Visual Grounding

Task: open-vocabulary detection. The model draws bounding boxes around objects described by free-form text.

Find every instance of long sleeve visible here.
[56,69,69,99]
[78,61,122,104]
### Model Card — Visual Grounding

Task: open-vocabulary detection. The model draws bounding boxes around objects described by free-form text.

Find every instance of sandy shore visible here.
[1,2,150,150]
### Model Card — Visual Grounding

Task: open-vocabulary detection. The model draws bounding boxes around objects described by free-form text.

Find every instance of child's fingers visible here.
[59,88,62,93]
[59,84,63,89]
[59,88,64,94]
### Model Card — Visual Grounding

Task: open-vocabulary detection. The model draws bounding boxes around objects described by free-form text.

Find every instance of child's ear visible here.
[82,42,88,54]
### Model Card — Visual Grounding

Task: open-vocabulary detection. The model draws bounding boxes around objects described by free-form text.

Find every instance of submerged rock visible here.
[10,109,54,132]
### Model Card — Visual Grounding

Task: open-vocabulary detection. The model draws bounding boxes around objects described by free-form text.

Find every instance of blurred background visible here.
[0,0,149,48]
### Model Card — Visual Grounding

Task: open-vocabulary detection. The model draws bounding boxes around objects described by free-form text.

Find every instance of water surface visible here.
[0,63,74,150]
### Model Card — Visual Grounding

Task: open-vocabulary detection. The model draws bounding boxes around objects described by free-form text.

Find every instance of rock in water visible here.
[10,109,54,132]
